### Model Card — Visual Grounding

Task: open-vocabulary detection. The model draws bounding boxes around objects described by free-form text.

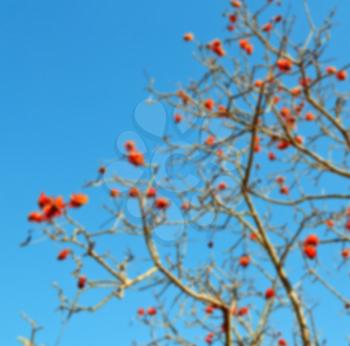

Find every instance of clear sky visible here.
[1,0,350,345]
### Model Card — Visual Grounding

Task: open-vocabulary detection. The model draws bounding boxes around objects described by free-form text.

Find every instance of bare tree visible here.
[24,1,350,345]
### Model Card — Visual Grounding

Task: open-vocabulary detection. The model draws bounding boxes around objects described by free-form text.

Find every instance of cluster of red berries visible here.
[125,140,145,167]
[137,307,157,316]
[303,234,319,259]
[28,192,88,223]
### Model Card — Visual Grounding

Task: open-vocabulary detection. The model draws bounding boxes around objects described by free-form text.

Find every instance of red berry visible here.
[325,219,334,228]
[129,187,139,198]
[137,308,145,316]
[305,112,315,121]
[155,197,170,210]
[69,193,88,208]
[205,305,215,314]
[239,255,251,267]
[231,0,241,8]
[237,306,249,316]
[342,248,350,259]
[124,140,136,152]
[98,166,106,175]
[205,135,216,146]
[265,288,275,299]
[110,188,120,198]
[146,187,157,198]
[147,307,157,316]
[128,151,145,166]
[279,185,289,195]
[78,276,87,289]
[345,219,350,231]
[268,152,276,161]
[204,99,215,111]
[276,58,293,72]
[183,32,194,42]
[326,66,337,75]
[57,249,71,261]
[217,182,227,191]
[174,113,182,123]
[277,139,290,150]
[303,245,317,259]
[304,234,320,247]
[262,22,273,33]
[336,70,347,81]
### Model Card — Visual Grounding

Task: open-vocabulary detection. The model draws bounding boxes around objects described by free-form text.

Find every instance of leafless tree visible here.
[23,1,350,345]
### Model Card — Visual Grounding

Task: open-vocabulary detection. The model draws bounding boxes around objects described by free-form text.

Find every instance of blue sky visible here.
[1,0,350,345]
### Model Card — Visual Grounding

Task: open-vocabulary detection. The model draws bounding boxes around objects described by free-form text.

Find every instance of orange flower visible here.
[38,192,52,209]
[28,211,45,223]
[209,39,226,57]
[69,193,88,208]
[43,196,65,219]
[128,150,145,166]
[276,58,293,72]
